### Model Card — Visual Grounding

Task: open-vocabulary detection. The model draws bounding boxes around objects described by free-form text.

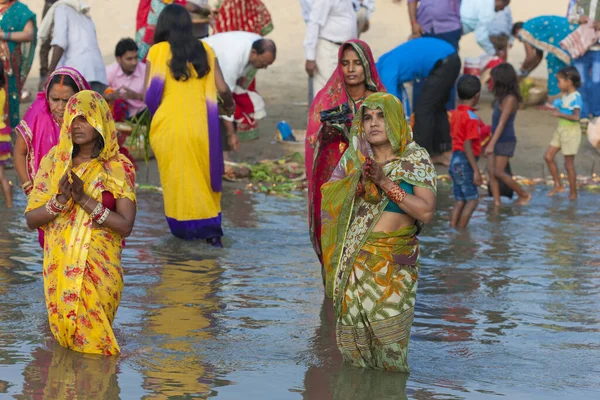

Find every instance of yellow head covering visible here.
[27,90,136,212]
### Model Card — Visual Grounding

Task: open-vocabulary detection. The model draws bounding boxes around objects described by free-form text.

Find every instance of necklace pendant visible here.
[339,142,346,153]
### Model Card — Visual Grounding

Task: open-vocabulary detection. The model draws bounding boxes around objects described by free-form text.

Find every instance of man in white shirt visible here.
[304,0,357,96]
[203,31,276,93]
[48,3,107,93]
[460,0,509,56]
[354,0,375,37]
[203,31,276,154]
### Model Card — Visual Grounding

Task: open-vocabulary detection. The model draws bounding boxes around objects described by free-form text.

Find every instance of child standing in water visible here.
[0,64,13,208]
[545,66,582,200]
[450,75,484,228]
[485,63,531,206]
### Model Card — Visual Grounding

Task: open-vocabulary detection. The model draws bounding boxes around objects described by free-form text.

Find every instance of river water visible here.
[1,185,599,399]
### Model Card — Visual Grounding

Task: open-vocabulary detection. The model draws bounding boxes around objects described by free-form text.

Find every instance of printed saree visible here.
[518,16,575,96]
[321,93,437,371]
[26,91,136,355]
[214,0,274,36]
[0,0,37,128]
[136,0,187,61]
[306,39,385,269]
[15,67,90,182]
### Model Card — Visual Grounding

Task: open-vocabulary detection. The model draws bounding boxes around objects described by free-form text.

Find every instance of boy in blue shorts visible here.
[449,75,484,228]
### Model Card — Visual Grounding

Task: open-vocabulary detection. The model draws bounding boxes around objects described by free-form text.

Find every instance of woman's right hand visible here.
[322,124,338,140]
[57,174,72,204]
[484,144,495,158]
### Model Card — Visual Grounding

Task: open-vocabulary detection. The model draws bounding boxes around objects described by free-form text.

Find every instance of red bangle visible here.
[385,185,407,205]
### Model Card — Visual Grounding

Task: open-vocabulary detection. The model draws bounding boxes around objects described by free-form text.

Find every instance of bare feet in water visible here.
[547,186,565,197]
[515,193,531,205]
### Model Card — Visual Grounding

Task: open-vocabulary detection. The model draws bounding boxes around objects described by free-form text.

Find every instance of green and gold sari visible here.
[321,93,437,371]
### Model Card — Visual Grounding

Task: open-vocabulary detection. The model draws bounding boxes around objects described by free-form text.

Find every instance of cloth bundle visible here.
[560,22,600,59]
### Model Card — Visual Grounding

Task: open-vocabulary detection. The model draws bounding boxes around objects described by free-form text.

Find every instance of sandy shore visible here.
[19,0,600,185]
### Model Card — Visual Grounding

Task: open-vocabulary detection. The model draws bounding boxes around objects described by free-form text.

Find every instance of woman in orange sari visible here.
[25,91,136,355]
[305,39,385,275]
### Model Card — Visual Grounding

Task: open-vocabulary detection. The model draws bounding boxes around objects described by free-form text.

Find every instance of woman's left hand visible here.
[69,171,87,204]
[362,157,386,186]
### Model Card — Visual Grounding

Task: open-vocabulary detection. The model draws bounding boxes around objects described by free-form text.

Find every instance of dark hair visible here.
[557,66,582,88]
[115,38,138,58]
[491,63,522,103]
[72,134,105,159]
[512,22,524,37]
[252,39,277,58]
[457,75,482,100]
[154,4,210,81]
[46,74,80,97]
[0,63,5,88]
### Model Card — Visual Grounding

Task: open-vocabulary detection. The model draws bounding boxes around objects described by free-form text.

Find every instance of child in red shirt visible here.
[449,75,483,228]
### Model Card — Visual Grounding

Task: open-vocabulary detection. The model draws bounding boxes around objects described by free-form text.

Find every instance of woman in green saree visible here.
[321,92,437,372]
[0,0,37,128]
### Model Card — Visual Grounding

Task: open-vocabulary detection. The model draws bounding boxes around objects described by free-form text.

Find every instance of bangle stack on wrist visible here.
[45,195,66,215]
[22,182,33,196]
[384,185,407,205]
[90,202,110,225]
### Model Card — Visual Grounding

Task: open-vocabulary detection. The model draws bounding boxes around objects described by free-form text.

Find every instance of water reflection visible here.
[1,187,600,399]
[137,258,223,399]
[302,298,408,400]
[18,345,119,399]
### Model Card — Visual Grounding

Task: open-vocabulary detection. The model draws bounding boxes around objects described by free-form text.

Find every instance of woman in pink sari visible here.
[305,39,385,276]
[14,67,89,246]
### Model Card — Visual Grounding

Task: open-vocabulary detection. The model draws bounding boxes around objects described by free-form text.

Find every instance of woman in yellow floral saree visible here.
[25,90,136,355]
[321,93,437,372]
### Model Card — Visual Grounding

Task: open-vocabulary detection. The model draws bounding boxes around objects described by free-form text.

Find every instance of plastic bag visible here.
[587,117,600,149]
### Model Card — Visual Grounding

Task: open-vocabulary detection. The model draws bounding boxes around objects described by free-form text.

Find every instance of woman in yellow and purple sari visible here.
[25,90,137,355]
[145,4,233,245]
[321,93,437,372]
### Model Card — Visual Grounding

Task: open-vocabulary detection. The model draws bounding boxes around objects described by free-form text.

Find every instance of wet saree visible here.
[145,42,223,241]
[518,16,575,96]
[306,39,385,269]
[321,93,437,371]
[26,91,136,355]
[0,1,37,128]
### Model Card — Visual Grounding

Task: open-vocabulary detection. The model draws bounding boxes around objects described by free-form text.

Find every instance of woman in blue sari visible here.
[0,0,36,128]
[512,16,575,100]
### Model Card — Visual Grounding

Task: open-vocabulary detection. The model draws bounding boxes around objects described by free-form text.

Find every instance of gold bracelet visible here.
[82,196,92,210]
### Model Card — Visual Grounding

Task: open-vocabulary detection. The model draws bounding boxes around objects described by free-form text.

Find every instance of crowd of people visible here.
[0,0,275,356]
[0,0,595,376]
[304,0,597,373]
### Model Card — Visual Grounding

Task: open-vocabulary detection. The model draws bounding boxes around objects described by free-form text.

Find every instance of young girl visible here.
[0,63,13,208]
[485,63,531,206]
[545,66,582,200]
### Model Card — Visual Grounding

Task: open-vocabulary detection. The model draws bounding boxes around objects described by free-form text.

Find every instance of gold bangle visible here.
[82,196,92,210]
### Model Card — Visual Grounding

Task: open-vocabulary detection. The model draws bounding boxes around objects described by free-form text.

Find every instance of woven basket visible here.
[275,129,306,156]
